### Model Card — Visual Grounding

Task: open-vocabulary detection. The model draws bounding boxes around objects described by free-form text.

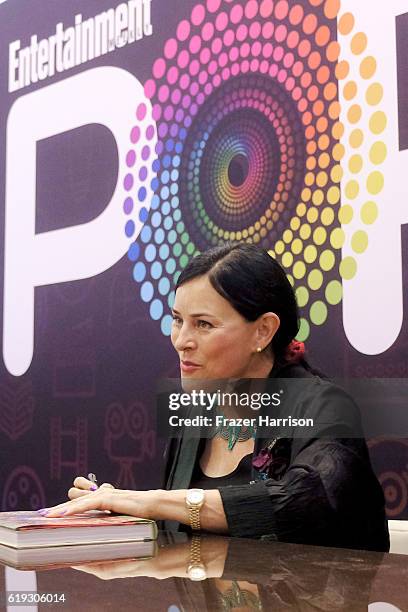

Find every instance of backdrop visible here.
[0,0,407,518]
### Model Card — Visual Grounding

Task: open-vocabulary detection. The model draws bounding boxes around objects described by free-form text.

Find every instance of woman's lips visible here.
[180,360,201,373]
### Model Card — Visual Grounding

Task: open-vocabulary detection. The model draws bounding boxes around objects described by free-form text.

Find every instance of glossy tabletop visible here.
[0,531,407,611]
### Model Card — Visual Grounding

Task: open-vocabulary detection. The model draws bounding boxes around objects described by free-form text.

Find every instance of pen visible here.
[88,473,98,490]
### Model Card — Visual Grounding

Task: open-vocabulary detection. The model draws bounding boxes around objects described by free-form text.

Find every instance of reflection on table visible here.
[1,531,407,611]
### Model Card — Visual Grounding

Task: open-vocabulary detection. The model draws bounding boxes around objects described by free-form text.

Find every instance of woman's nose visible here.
[174,324,196,351]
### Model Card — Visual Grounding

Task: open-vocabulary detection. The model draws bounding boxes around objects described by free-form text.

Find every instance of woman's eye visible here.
[197,320,212,329]
[172,315,182,325]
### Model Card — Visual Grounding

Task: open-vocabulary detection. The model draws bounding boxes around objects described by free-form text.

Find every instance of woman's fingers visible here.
[67,476,100,500]
[39,488,156,520]
[73,476,98,491]
[68,476,115,499]
[68,487,91,500]
[71,559,145,580]
[42,489,113,517]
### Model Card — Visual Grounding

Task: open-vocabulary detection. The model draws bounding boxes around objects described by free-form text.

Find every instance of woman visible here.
[41,244,389,551]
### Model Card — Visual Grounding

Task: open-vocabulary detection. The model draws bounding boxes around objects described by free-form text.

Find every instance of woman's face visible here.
[171,274,273,381]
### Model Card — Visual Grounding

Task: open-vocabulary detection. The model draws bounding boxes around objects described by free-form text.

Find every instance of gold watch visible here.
[187,535,207,581]
[185,488,205,531]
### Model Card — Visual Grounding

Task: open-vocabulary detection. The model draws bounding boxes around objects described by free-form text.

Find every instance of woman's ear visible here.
[254,312,280,351]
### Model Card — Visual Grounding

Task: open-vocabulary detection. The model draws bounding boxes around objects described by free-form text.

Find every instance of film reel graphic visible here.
[368,439,408,518]
[123,0,386,341]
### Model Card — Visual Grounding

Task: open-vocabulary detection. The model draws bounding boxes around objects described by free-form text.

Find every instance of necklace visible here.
[211,411,257,451]
[218,581,262,611]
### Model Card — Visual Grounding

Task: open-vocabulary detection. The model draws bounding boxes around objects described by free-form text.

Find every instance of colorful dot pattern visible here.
[334,7,387,319]
[124,0,384,341]
[179,75,305,249]
[124,101,158,265]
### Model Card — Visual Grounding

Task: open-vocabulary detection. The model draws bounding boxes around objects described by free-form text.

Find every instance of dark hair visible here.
[175,243,302,369]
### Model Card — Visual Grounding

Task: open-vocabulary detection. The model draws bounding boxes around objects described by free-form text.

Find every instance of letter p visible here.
[3,67,157,375]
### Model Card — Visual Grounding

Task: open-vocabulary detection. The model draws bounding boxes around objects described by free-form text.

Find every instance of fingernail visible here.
[90,485,98,491]
[59,510,67,515]
[38,508,49,514]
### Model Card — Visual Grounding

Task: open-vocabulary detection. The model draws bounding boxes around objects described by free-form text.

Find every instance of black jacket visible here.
[161,364,390,551]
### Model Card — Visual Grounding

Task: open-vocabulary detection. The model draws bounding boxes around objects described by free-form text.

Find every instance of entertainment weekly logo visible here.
[8,0,153,92]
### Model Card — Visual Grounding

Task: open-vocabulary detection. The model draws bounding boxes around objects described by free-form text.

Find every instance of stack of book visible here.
[0,511,157,569]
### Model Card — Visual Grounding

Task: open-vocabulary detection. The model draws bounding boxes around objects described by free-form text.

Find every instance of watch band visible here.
[186,489,205,531]
[187,535,207,581]
[189,534,202,565]
[188,505,201,531]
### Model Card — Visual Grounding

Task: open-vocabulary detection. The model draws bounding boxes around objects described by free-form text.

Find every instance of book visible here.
[0,511,157,549]
[0,539,157,570]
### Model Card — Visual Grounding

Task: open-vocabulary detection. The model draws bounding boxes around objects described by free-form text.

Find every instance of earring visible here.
[256,347,262,353]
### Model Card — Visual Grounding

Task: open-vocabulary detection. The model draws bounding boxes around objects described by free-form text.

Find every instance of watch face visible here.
[188,488,204,504]
[187,564,207,581]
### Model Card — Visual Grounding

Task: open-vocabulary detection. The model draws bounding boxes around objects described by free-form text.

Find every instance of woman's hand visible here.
[71,558,161,580]
[67,477,115,500]
[71,537,229,580]
[71,543,191,580]
[39,488,228,533]
[39,487,161,518]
